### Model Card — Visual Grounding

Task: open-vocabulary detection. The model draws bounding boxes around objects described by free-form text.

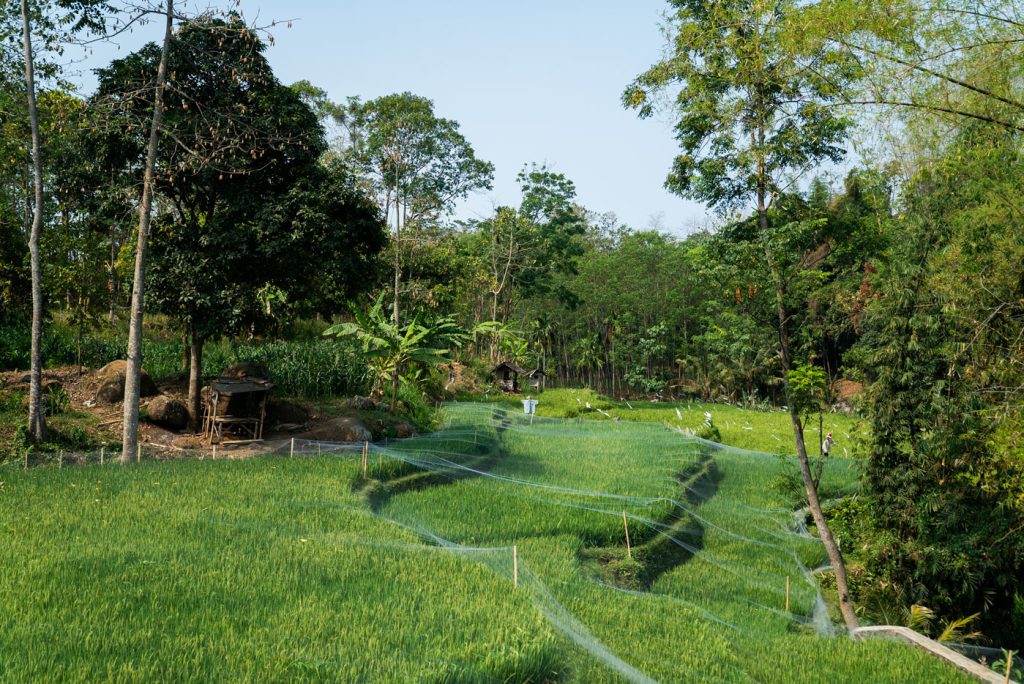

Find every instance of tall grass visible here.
[0,322,368,399]
[0,405,970,682]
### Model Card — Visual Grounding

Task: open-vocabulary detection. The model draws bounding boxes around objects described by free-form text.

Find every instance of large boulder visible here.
[94,360,158,405]
[265,399,310,430]
[222,362,270,380]
[146,395,189,432]
[298,416,372,443]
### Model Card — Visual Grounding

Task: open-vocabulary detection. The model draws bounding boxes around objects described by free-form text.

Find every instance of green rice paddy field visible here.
[0,401,969,682]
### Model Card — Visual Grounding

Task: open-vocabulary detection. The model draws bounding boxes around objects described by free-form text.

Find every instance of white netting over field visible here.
[263,402,910,683]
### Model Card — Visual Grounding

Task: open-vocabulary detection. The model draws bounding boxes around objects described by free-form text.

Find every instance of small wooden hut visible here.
[493,362,526,393]
[524,367,546,391]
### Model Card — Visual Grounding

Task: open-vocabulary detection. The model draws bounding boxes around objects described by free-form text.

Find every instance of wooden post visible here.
[513,544,518,589]
[785,575,791,612]
[362,441,368,479]
[137,442,141,462]
[622,511,632,559]
[212,445,217,460]
[24,447,28,469]
[58,451,63,468]
[317,442,321,457]
[100,446,105,465]
[290,438,294,458]
[1005,650,1015,684]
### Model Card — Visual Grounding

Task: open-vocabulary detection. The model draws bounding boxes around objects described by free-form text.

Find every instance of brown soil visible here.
[1,366,416,461]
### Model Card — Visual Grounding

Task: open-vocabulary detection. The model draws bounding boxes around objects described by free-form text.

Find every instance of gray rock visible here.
[298,416,372,443]
[343,396,377,411]
[93,360,158,405]
[222,362,270,380]
[146,395,189,432]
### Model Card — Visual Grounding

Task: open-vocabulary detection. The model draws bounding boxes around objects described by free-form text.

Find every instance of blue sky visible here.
[72,1,712,234]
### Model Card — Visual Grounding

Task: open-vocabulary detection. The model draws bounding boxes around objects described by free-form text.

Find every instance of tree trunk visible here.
[390,365,399,413]
[122,0,173,463]
[392,192,401,325]
[187,329,203,433]
[761,193,860,632]
[182,329,190,374]
[108,226,117,324]
[21,0,47,443]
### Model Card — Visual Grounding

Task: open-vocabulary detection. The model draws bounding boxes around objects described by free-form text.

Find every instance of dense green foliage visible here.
[1,0,1023,658]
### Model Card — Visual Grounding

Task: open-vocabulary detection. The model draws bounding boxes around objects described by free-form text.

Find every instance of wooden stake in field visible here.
[785,575,790,612]
[212,445,217,460]
[623,511,632,559]
[100,446,104,465]
[362,441,368,479]
[317,442,321,457]
[290,438,294,458]
[513,544,518,589]
[137,442,141,462]
[58,451,63,468]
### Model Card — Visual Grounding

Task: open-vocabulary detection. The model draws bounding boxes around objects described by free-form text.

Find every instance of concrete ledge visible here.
[853,626,1015,683]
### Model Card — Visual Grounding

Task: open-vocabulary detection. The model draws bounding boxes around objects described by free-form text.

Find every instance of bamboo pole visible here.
[623,511,632,559]
[362,441,368,479]
[513,545,518,589]
[290,438,294,458]
[785,576,790,612]
[1005,650,1015,684]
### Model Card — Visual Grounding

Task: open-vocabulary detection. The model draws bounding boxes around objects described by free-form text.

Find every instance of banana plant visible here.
[324,294,468,410]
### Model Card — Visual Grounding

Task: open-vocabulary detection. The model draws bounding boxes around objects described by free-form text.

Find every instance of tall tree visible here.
[625,0,862,629]
[338,92,493,325]
[119,0,172,462]
[18,0,45,441]
[5,0,110,442]
[98,14,332,431]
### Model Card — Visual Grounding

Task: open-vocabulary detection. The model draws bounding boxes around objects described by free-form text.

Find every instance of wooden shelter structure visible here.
[524,367,546,391]
[202,376,273,444]
[493,362,526,393]
[493,362,546,393]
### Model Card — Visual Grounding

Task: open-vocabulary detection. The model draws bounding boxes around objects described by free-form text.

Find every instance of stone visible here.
[265,399,310,428]
[93,360,158,405]
[298,416,372,443]
[222,362,270,380]
[343,396,377,411]
[392,422,415,438]
[145,395,189,432]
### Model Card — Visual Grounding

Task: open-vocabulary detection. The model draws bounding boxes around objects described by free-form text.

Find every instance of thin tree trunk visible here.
[21,0,46,443]
[761,188,859,632]
[187,329,203,433]
[392,192,400,325]
[108,226,117,324]
[122,0,173,463]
